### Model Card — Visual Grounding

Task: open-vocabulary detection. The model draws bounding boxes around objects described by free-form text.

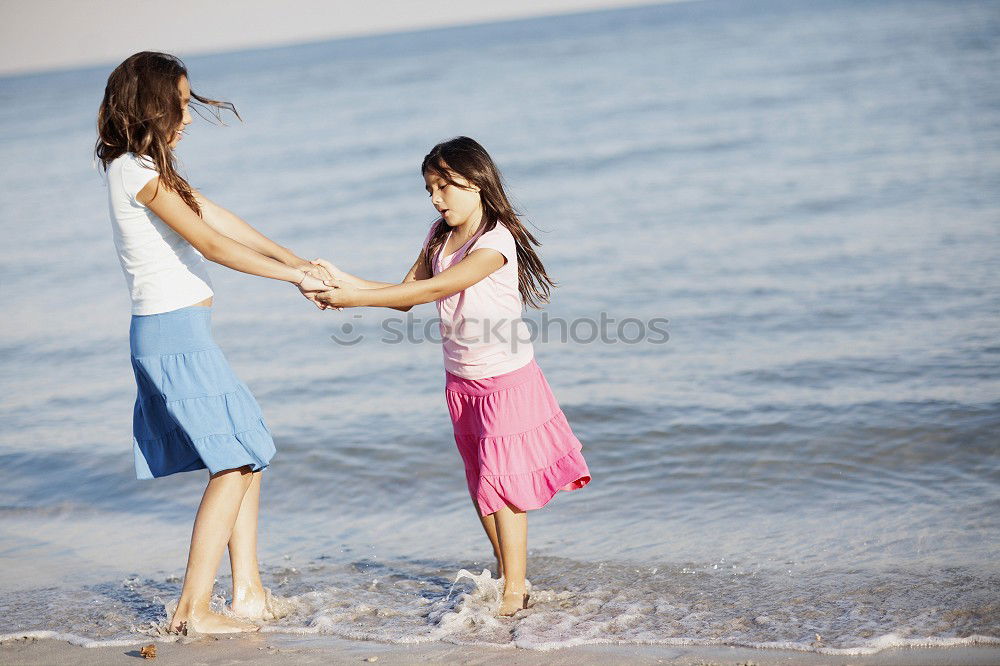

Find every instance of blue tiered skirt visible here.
[129,305,275,479]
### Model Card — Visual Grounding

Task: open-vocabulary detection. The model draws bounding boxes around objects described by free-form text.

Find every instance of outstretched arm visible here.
[316,248,505,310]
[311,248,432,310]
[194,190,315,272]
[141,178,328,295]
[315,265,397,290]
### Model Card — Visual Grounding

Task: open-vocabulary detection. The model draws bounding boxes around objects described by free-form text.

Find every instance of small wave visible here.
[510,633,1000,654]
[0,630,160,649]
[3,559,999,654]
[745,633,1000,656]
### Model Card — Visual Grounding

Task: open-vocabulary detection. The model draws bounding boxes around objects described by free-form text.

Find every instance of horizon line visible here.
[0,0,697,80]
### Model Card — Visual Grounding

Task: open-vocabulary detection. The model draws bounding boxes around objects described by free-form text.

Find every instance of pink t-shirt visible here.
[428,221,534,380]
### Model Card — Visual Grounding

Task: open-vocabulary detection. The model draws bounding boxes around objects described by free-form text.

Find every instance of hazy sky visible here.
[0,0,673,76]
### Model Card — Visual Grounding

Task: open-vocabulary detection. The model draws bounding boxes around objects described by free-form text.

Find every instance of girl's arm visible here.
[311,249,431,312]
[311,251,431,309]
[313,262,397,290]
[140,178,329,294]
[194,190,314,271]
[317,249,505,310]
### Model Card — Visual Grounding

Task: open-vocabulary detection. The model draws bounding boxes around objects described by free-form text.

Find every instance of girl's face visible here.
[424,169,482,228]
[169,75,192,148]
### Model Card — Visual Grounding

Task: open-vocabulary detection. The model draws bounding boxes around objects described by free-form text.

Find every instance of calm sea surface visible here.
[1,0,998,654]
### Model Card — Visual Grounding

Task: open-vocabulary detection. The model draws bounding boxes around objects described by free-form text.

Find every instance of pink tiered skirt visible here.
[445,358,591,516]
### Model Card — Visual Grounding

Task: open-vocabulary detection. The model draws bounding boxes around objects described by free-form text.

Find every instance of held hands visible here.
[308,258,360,310]
[314,278,359,309]
[297,259,334,284]
[309,258,342,281]
[296,258,359,311]
[295,261,340,310]
[308,258,362,309]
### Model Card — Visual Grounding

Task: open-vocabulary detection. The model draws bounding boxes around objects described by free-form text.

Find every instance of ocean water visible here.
[1,0,999,655]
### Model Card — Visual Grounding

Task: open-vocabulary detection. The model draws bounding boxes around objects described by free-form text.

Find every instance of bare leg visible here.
[168,466,259,634]
[229,470,267,618]
[473,499,504,578]
[494,503,528,616]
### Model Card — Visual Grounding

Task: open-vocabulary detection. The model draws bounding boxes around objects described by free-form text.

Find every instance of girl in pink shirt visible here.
[314,136,591,616]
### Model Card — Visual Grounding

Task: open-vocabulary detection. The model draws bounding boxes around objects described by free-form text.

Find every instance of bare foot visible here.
[170,608,259,634]
[499,591,529,617]
[231,586,267,619]
[167,618,188,636]
[495,559,504,580]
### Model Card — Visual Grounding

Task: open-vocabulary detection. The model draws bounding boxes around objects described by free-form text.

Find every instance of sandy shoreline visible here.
[3,634,1000,666]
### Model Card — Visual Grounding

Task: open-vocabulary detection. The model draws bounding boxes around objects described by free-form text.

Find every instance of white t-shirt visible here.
[106,153,214,315]
[430,221,534,380]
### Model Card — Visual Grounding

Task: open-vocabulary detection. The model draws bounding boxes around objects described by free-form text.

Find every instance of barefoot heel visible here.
[499,592,529,616]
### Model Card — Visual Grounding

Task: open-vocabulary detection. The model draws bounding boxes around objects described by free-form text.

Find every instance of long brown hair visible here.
[421,136,556,308]
[95,51,237,215]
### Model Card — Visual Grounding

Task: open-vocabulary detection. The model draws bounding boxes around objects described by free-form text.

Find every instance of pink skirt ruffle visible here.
[445,358,591,516]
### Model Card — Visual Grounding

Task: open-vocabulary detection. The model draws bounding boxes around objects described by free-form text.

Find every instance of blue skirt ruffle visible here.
[129,305,275,479]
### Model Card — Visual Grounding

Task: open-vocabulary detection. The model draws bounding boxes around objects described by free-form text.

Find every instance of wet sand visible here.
[3,633,1000,666]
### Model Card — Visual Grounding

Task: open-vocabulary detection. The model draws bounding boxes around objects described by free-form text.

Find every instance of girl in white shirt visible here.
[96,51,330,635]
